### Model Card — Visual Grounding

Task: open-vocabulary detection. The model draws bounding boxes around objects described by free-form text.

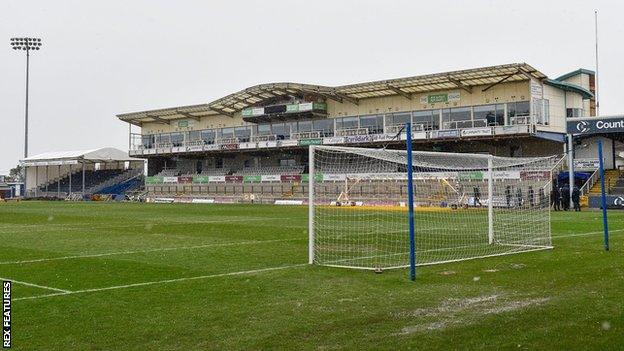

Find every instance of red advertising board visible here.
[178,176,193,183]
[221,144,239,150]
[280,174,302,182]
[520,171,550,180]
[225,175,243,182]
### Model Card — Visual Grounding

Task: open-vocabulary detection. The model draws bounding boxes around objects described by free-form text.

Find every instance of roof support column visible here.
[45,165,48,193]
[69,164,72,196]
[82,161,86,195]
[34,166,38,197]
[57,164,61,198]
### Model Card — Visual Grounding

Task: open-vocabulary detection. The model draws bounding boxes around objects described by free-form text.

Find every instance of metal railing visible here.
[579,168,600,196]
[442,119,487,130]
[334,128,369,137]
[291,131,321,140]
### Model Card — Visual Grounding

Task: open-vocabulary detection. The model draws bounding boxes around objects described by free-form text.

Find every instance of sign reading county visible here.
[567,116,624,135]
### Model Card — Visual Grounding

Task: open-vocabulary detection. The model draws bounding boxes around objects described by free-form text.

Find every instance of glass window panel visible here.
[170,133,184,146]
[221,127,234,138]
[387,113,410,126]
[271,123,288,140]
[359,115,383,134]
[297,120,312,132]
[313,119,334,137]
[495,104,505,126]
[142,135,154,148]
[516,101,530,115]
[201,130,215,144]
[257,124,271,135]
[337,116,358,130]
[473,104,496,126]
[159,134,171,144]
[450,107,472,121]
[441,109,451,126]
[188,131,201,141]
[413,110,439,130]
[235,127,251,142]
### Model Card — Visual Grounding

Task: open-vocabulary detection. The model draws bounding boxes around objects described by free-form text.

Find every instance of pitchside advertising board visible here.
[588,195,624,209]
[567,115,624,135]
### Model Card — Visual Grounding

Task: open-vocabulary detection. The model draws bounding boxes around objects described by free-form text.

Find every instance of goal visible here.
[308,145,556,271]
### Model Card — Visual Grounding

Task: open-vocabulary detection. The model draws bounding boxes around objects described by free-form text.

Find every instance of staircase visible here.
[588,170,621,195]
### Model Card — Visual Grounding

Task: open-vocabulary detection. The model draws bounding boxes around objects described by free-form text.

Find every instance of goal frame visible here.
[308,132,554,274]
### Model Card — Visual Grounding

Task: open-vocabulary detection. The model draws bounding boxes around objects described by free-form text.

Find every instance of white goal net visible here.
[308,145,557,270]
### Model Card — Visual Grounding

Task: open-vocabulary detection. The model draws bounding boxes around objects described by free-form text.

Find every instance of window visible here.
[142,135,154,148]
[473,105,496,125]
[256,124,271,136]
[170,133,184,147]
[271,123,290,140]
[297,120,312,133]
[495,104,505,126]
[412,110,439,130]
[188,130,201,141]
[201,130,215,144]
[220,127,234,139]
[235,127,251,142]
[313,119,334,137]
[508,101,531,125]
[336,116,358,130]
[385,112,411,127]
[566,108,583,118]
[443,107,471,128]
[155,133,170,145]
[359,115,384,134]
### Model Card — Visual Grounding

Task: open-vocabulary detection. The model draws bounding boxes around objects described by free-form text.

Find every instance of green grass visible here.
[0,201,622,350]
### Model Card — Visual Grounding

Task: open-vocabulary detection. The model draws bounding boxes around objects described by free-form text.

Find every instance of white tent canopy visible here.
[21,147,138,166]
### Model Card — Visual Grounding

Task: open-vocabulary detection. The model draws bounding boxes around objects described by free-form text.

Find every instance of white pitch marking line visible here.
[0,238,305,265]
[0,277,71,294]
[552,228,624,239]
[13,263,306,302]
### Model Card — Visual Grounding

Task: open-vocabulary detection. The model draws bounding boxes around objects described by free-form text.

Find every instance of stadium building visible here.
[116,63,600,202]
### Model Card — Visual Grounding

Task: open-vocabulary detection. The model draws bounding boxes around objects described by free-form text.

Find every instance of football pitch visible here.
[0,202,622,350]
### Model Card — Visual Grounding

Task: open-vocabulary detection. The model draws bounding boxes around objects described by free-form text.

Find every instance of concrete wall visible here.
[574,136,615,169]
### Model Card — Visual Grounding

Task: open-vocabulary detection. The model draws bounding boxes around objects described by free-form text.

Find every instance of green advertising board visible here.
[243,175,262,183]
[193,175,210,183]
[428,93,448,104]
[313,102,327,111]
[299,138,322,146]
[145,176,164,184]
[286,104,299,113]
[242,108,253,117]
[458,171,484,181]
[177,120,189,128]
[301,174,323,182]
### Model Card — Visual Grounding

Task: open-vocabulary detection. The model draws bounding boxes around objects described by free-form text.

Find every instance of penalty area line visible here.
[0,277,71,294]
[0,238,305,265]
[13,263,307,302]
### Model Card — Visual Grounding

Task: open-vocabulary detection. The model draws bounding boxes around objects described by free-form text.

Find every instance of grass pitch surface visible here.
[0,201,622,350]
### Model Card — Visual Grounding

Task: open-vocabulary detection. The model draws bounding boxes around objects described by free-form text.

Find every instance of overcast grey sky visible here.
[1,0,622,174]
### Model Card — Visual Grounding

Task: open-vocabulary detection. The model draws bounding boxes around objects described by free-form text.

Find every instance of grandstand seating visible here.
[98,176,144,196]
[233,166,304,175]
[37,169,142,197]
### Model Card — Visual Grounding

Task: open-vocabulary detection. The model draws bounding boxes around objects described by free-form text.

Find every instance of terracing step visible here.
[588,170,621,194]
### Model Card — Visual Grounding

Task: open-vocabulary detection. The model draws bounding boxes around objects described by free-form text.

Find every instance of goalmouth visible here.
[308,144,557,271]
